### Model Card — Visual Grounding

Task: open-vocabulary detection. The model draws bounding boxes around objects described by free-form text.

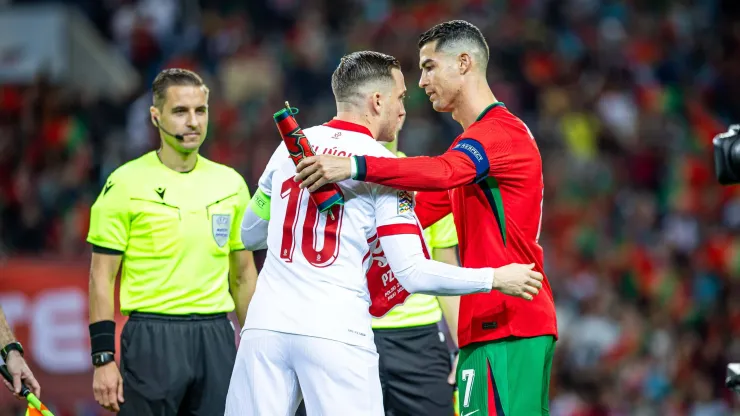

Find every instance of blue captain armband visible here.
[248,188,271,221]
[451,138,489,184]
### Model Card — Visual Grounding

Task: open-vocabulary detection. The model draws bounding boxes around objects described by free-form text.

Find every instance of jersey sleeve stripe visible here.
[450,138,489,184]
[91,244,124,255]
[377,223,430,259]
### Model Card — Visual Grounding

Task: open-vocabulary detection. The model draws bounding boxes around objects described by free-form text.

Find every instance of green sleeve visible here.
[229,178,252,251]
[87,175,131,252]
[426,213,458,249]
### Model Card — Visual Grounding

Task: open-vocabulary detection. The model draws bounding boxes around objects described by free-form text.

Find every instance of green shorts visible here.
[456,335,556,416]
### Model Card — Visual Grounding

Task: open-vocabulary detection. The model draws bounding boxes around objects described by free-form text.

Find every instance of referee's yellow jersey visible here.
[87,151,251,315]
[371,150,459,329]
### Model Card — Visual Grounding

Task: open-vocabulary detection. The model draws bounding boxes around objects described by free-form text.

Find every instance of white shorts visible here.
[225,329,383,416]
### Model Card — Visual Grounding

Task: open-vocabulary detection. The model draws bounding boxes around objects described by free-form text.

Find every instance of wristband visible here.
[350,156,358,180]
[89,320,116,355]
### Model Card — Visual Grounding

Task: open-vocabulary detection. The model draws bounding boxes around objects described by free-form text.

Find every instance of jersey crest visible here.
[212,214,231,247]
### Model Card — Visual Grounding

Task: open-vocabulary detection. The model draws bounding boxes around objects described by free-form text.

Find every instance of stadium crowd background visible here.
[1,0,740,414]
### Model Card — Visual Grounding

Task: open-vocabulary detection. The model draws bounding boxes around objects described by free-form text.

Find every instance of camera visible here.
[713,124,740,185]
[727,363,740,394]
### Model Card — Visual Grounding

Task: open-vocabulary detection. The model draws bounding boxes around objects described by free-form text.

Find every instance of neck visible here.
[451,75,497,130]
[157,142,198,172]
[335,111,380,139]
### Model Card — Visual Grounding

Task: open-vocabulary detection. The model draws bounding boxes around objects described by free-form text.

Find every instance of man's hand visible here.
[448,354,458,385]
[92,362,124,412]
[492,263,543,300]
[294,155,352,192]
[2,351,40,399]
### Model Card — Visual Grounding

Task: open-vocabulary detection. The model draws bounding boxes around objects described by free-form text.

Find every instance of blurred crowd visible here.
[2,0,740,414]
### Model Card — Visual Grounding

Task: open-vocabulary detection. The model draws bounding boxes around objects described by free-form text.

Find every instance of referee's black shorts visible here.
[118,312,237,416]
[374,323,454,416]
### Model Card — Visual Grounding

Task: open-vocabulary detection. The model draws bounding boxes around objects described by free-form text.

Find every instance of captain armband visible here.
[248,188,271,221]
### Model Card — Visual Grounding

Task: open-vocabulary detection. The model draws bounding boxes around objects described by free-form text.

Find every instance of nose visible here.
[186,111,198,127]
[418,74,427,89]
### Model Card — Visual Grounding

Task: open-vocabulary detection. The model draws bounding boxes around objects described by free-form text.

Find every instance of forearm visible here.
[380,234,492,296]
[354,151,477,191]
[89,256,119,323]
[0,308,16,346]
[432,246,460,346]
[438,296,460,347]
[230,251,258,327]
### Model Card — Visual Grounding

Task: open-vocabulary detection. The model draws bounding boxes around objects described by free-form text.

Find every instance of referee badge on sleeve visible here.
[212,214,232,247]
[397,190,413,214]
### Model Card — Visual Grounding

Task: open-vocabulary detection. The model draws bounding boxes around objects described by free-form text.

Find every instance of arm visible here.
[0,307,40,398]
[432,246,460,346]
[379,231,491,296]
[373,186,542,298]
[241,189,270,250]
[229,251,257,327]
[86,173,129,413]
[229,179,259,327]
[355,149,477,191]
[295,128,510,192]
[0,308,15,347]
[425,213,460,347]
[241,145,283,249]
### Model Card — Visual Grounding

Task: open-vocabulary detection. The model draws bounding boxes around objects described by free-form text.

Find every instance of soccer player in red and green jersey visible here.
[295,20,556,415]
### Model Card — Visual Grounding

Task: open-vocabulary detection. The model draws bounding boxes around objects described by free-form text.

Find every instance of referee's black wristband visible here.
[89,320,116,355]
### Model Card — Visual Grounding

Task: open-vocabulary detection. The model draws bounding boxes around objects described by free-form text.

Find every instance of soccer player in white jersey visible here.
[225,51,543,416]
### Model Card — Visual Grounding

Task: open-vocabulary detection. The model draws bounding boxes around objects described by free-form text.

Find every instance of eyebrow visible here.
[420,58,434,69]
[171,105,208,112]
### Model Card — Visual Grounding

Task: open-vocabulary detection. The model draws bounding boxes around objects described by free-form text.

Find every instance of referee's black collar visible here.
[475,102,506,122]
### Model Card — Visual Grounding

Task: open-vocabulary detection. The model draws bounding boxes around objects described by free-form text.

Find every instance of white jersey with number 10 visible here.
[243,120,425,349]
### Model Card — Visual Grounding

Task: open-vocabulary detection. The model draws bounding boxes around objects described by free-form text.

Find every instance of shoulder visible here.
[359,140,397,158]
[198,156,248,189]
[105,152,158,187]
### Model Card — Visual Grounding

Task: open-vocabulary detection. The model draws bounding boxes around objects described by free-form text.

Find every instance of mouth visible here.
[182,132,200,139]
[426,91,435,100]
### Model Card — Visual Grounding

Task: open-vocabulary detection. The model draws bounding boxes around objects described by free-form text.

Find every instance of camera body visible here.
[728,363,740,393]
[714,125,740,185]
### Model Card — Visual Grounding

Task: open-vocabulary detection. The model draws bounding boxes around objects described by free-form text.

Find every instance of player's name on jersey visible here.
[309,144,356,158]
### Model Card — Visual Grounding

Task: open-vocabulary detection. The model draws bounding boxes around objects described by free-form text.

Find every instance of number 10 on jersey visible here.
[280,178,344,268]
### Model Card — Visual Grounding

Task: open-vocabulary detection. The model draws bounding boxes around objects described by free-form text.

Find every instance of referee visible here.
[86,68,258,415]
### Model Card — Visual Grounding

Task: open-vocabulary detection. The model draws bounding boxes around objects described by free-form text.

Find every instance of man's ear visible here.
[459,53,472,75]
[150,106,159,127]
[370,92,383,116]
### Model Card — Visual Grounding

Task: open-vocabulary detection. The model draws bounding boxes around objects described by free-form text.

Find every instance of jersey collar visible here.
[475,102,506,122]
[323,119,374,138]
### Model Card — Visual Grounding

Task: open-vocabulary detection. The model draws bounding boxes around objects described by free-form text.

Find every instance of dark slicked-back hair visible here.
[418,20,489,64]
[331,51,401,103]
[152,68,209,108]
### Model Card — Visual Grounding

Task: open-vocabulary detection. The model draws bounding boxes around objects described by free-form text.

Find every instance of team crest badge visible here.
[397,191,413,214]
[212,214,232,247]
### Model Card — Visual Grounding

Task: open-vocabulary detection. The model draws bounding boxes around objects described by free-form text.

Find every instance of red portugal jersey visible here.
[354,103,557,347]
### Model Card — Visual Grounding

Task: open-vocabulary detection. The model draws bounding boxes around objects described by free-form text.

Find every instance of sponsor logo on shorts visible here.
[461,410,480,416]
